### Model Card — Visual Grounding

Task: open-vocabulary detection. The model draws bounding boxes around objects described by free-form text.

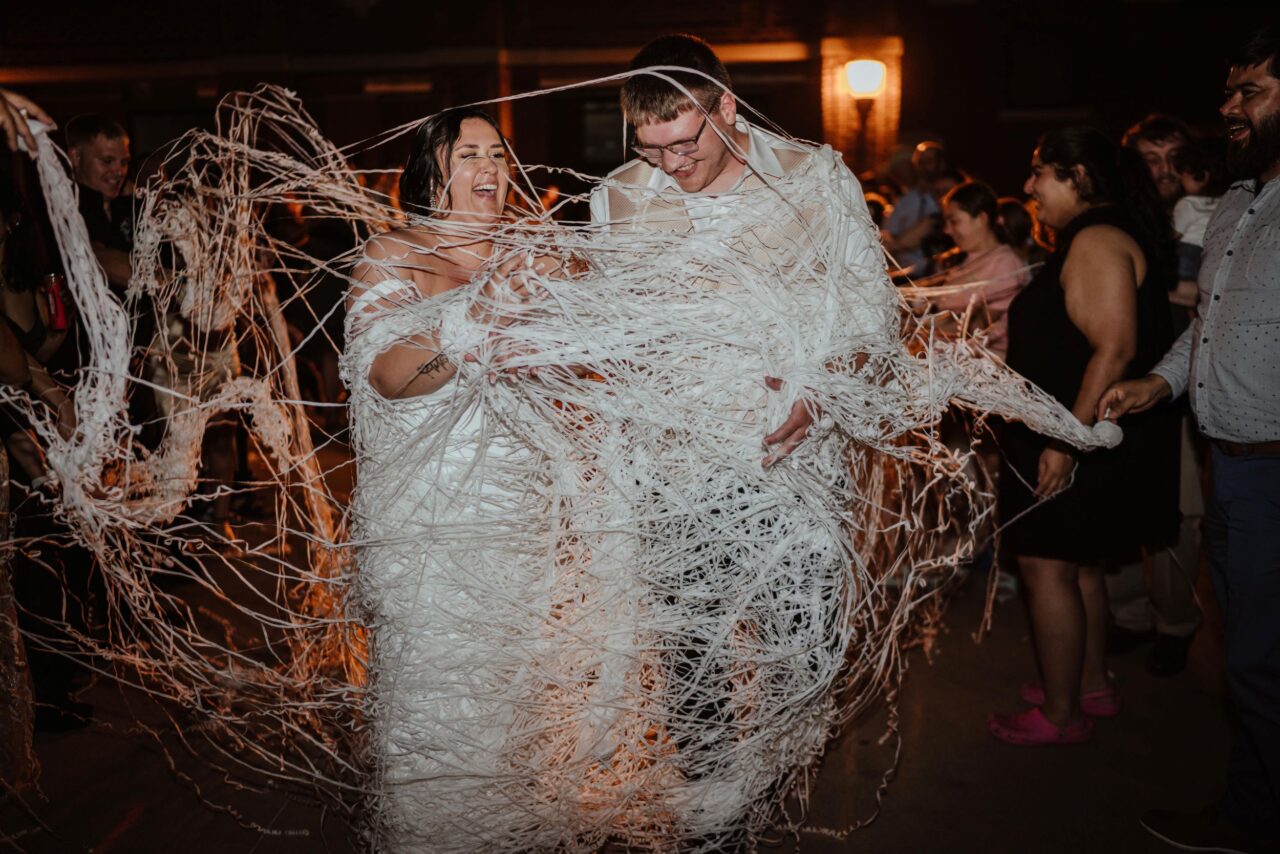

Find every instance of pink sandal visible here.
[1019,682,1121,718]
[988,707,1094,745]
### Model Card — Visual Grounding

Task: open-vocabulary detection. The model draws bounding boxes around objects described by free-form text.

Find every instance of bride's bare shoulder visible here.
[352,225,465,302]
[361,225,443,264]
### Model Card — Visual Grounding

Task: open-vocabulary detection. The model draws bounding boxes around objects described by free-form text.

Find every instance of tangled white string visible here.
[341,86,1116,850]
[6,93,368,811]
[6,81,1118,852]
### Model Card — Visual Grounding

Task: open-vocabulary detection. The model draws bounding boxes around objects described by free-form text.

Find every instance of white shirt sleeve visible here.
[832,159,900,349]
[588,183,609,227]
[1171,197,1195,242]
[1151,322,1195,400]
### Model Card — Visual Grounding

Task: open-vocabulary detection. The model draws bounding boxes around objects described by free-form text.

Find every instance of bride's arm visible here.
[349,232,461,400]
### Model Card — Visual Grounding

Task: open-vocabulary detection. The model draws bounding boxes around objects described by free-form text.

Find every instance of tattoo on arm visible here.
[414,353,451,380]
[394,352,453,397]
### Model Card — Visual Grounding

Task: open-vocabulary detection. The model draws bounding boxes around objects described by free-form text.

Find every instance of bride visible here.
[344,107,551,851]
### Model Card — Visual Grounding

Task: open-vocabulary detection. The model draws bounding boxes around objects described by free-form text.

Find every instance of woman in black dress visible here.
[990,127,1179,744]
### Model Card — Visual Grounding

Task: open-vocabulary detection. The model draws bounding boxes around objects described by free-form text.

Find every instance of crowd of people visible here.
[874,28,1277,850]
[0,91,360,739]
[0,20,1277,853]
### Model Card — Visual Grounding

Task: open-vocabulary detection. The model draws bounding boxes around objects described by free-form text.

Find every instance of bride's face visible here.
[440,117,509,224]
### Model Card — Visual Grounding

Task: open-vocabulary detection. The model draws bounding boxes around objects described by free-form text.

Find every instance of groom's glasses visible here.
[632,116,709,164]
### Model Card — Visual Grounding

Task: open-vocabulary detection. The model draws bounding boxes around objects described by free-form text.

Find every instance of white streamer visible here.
[4,80,1117,853]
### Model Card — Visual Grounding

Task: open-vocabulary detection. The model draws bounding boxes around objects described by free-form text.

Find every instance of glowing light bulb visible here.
[844,60,887,99]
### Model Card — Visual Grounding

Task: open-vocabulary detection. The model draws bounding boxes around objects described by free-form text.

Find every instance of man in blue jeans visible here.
[1099,25,1280,854]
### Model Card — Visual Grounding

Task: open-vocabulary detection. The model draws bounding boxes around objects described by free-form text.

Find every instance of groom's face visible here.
[634,94,735,194]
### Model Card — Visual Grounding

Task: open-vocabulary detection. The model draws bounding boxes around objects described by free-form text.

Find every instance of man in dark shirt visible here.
[1124,113,1193,210]
[1107,111,1204,679]
[67,114,160,447]
[67,114,133,284]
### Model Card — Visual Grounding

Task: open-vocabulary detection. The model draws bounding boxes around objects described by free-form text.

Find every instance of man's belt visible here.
[1213,439,1280,457]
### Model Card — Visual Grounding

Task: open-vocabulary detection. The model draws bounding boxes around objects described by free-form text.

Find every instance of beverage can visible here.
[43,273,69,331]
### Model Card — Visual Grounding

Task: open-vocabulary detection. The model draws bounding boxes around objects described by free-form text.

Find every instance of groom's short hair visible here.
[621,34,732,126]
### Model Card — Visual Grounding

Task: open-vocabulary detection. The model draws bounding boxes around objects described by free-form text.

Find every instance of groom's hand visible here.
[762,376,814,469]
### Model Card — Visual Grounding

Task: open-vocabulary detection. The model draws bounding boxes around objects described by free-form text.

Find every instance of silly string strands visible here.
[7,81,1116,852]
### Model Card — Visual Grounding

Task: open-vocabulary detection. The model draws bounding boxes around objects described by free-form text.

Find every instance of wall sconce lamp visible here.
[844,59,887,171]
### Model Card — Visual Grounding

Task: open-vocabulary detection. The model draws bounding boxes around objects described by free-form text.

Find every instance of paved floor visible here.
[770,574,1231,854]
[1,450,1232,852]
[3,575,1230,853]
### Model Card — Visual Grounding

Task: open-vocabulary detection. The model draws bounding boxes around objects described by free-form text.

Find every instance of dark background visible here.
[1,0,1268,200]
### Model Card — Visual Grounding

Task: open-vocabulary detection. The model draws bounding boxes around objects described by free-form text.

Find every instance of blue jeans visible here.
[1207,447,1280,836]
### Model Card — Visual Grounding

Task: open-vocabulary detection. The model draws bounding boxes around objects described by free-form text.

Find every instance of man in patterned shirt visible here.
[1100,25,1280,854]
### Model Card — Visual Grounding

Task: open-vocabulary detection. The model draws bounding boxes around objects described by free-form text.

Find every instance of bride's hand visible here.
[469,250,558,328]
[497,249,562,294]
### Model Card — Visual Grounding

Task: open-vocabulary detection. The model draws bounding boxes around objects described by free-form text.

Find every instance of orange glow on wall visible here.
[821,38,903,173]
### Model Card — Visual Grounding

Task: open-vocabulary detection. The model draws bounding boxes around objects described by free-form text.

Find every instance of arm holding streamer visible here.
[1035,223,1139,497]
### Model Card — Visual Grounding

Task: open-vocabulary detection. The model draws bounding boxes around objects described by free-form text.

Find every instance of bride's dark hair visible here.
[400,107,507,214]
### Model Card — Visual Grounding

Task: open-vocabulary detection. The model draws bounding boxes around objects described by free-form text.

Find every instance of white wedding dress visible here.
[344,275,550,852]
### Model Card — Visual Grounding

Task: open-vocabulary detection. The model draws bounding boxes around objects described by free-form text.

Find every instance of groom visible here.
[588,33,877,468]
[586,33,890,790]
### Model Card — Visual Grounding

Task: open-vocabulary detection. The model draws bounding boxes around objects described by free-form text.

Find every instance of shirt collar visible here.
[1228,173,1280,196]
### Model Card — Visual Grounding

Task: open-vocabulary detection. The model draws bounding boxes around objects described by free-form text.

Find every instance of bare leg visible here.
[1078,564,1110,692]
[1019,555,1086,727]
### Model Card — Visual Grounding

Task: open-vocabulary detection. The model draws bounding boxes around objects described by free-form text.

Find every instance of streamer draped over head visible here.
[3,76,1120,852]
